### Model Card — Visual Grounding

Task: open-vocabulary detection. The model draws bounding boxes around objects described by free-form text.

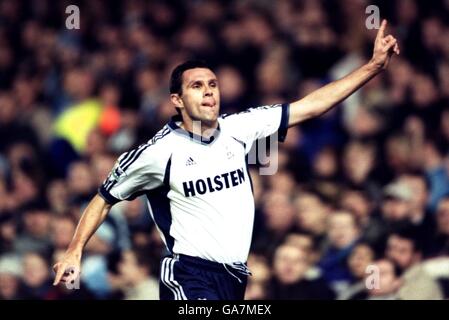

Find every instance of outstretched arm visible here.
[53,194,112,286]
[288,20,400,127]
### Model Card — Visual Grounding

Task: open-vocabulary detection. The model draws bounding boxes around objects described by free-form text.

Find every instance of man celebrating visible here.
[53,20,399,300]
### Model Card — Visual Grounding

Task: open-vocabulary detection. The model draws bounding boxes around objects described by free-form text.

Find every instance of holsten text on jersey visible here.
[182,168,246,197]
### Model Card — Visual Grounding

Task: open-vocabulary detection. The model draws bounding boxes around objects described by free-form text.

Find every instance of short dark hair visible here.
[389,225,423,253]
[169,60,212,95]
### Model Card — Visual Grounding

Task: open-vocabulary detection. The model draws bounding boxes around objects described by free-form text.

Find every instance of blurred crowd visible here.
[1,0,449,300]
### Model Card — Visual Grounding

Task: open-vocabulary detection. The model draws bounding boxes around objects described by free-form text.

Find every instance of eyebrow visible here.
[187,78,218,87]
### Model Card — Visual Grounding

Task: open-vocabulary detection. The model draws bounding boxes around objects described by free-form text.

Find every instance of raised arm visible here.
[288,20,400,127]
[53,194,112,286]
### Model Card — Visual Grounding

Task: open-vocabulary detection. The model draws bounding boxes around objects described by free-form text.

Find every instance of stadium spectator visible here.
[350,259,402,300]
[116,249,159,300]
[293,191,330,245]
[339,187,385,249]
[338,242,376,300]
[13,202,52,256]
[385,228,423,275]
[0,254,23,300]
[398,171,436,249]
[428,197,449,256]
[20,252,53,299]
[318,211,360,292]
[245,253,271,300]
[270,243,334,300]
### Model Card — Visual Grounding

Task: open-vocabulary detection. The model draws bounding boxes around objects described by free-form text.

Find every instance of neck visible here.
[181,119,218,138]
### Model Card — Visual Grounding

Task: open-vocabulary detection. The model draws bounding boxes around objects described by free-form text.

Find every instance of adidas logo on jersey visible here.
[185,157,196,166]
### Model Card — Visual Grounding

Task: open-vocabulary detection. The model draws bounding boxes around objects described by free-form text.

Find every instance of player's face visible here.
[175,68,220,127]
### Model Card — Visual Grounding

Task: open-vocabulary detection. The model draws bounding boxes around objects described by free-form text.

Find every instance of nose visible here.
[204,86,213,96]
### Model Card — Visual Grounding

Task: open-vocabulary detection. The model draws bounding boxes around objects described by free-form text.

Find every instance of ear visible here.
[170,93,183,110]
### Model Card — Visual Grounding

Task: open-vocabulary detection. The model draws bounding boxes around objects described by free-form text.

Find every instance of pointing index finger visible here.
[377,19,387,40]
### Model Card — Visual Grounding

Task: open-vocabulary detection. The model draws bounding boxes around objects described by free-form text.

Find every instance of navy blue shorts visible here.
[159,254,250,300]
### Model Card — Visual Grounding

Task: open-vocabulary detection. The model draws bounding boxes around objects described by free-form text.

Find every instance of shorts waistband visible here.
[172,253,251,276]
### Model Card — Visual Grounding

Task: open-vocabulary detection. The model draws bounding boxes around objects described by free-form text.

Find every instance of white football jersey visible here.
[99,103,289,263]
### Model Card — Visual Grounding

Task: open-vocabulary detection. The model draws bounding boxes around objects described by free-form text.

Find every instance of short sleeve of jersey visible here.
[98,143,169,205]
[219,103,289,151]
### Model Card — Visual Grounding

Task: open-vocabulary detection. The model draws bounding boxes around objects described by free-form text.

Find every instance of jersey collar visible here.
[168,115,221,145]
